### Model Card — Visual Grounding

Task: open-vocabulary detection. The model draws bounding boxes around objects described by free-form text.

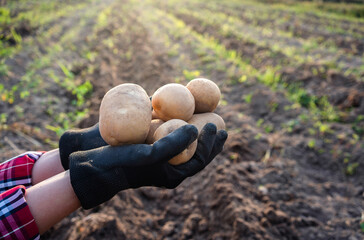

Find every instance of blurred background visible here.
[1,0,363,239]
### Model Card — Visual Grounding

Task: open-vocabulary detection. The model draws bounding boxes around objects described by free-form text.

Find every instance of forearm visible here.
[31,149,64,185]
[26,170,80,234]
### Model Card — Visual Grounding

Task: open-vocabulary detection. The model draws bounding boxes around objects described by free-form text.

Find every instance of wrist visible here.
[69,152,129,209]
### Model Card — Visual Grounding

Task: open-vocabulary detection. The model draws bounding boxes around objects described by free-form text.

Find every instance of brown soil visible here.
[1,1,363,240]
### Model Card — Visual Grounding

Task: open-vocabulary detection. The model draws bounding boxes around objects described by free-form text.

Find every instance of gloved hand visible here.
[59,123,107,170]
[69,123,228,209]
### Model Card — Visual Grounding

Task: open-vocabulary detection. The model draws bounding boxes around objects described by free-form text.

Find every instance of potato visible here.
[152,110,159,119]
[153,119,197,165]
[188,113,225,135]
[145,119,164,144]
[99,83,152,146]
[152,83,195,121]
[186,78,221,113]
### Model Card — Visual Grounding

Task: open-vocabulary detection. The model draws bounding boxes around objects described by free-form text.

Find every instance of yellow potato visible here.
[152,110,159,119]
[99,83,152,146]
[153,119,197,165]
[152,83,195,121]
[145,119,164,144]
[186,78,221,113]
[188,113,225,135]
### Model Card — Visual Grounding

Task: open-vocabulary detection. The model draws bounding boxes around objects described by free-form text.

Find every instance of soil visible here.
[1,0,363,239]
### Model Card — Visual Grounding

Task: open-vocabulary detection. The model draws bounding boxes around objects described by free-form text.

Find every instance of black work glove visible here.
[69,123,228,209]
[59,123,107,170]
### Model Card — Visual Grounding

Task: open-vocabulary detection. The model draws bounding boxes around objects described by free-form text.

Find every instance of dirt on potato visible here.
[1,0,363,240]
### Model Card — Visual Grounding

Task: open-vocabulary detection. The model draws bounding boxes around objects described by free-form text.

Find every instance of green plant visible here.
[57,63,93,107]
[258,68,280,89]
[352,115,364,136]
[20,90,30,99]
[307,139,316,149]
[254,133,262,140]
[238,75,247,83]
[269,102,278,112]
[84,51,97,62]
[308,128,316,136]
[0,7,11,25]
[14,105,24,118]
[183,69,200,80]
[46,124,66,137]
[298,91,313,108]
[72,80,93,107]
[10,28,22,44]
[0,113,7,124]
[264,124,274,133]
[314,121,332,135]
[256,118,264,127]
[0,60,9,76]
[316,96,339,122]
[244,93,253,103]
[283,119,300,133]
[349,133,360,145]
[345,162,359,176]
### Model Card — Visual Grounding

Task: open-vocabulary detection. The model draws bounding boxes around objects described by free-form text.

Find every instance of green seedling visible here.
[254,133,263,140]
[307,139,316,149]
[256,118,264,127]
[345,162,359,176]
[0,113,7,125]
[0,60,9,76]
[243,93,253,103]
[264,124,274,133]
[46,124,66,137]
[183,69,200,80]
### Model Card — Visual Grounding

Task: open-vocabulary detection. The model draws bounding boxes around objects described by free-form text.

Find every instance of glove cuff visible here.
[59,131,79,170]
[69,152,129,209]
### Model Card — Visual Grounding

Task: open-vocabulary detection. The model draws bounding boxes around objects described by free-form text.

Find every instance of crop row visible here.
[174,0,364,42]
[128,0,362,173]
[191,0,364,56]
[0,0,117,141]
[149,2,363,129]
[158,0,363,79]
[218,0,364,30]
[132,1,343,128]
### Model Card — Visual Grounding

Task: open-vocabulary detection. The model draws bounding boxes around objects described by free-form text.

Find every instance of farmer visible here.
[0,123,227,239]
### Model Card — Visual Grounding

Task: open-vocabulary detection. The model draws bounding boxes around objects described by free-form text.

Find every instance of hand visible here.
[123,123,228,189]
[69,123,227,209]
[59,123,107,170]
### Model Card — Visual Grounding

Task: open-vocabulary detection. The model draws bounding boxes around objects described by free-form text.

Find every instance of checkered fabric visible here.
[0,152,44,194]
[0,151,45,240]
[0,186,39,240]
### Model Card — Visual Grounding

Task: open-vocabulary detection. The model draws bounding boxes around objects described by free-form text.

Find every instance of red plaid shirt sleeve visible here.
[0,151,45,240]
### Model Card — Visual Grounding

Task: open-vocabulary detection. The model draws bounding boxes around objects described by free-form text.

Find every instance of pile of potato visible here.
[99,78,225,165]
